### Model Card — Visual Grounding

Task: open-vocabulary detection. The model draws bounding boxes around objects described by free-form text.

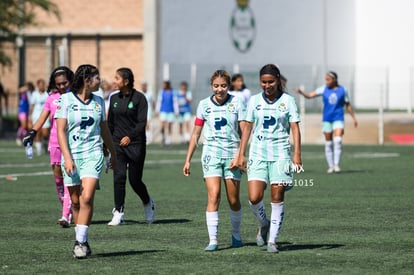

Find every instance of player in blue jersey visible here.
[238,64,302,253]
[183,70,246,251]
[296,71,357,173]
[55,64,117,259]
[177,81,192,143]
[156,81,178,145]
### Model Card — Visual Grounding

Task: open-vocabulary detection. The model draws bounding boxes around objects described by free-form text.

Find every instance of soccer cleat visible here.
[107,209,125,226]
[144,199,155,224]
[73,241,91,259]
[256,220,270,247]
[231,235,243,248]
[58,217,70,228]
[333,165,341,173]
[204,244,218,252]
[267,242,279,253]
[327,167,334,174]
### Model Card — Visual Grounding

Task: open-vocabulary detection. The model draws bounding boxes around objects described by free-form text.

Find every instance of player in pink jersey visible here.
[23,66,75,227]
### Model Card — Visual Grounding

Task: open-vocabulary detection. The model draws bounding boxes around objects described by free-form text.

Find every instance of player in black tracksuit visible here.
[107,68,155,225]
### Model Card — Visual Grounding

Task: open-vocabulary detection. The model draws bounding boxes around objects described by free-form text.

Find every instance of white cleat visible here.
[108,209,125,226]
[144,198,156,224]
[327,167,334,174]
[333,165,341,173]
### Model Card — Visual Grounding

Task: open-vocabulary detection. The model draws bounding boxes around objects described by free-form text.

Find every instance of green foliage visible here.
[0,142,413,274]
[0,0,60,66]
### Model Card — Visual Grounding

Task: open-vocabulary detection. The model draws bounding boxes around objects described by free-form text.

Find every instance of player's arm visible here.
[237,121,253,171]
[295,88,319,99]
[22,109,50,145]
[100,121,117,170]
[56,117,76,176]
[290,121,302,169]
[345,102,358,128]
[183,123,203,177]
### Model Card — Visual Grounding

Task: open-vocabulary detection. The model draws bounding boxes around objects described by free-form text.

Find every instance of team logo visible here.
[328,93,338,105]
[228,103,236,113]
[128,101,134,109]
[255,104,261,111]
[71,104,79,111]
[113,102,118,108]
[230,0,256,53]
[205,107,211,114]
[94,102,101,112]
[203,155,211,164]
[278,103,288,112]
[53,99,59,106]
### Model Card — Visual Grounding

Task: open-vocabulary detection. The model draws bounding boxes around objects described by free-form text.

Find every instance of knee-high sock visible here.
[325,140,334,168]
[230,209,242,241]
[268,202,285,244]
[76,224,89,243]
[62,185,72,220]
[249,200,269,227]
[54,176,64,205]
[333,136,342,166]
[206,211,219,244]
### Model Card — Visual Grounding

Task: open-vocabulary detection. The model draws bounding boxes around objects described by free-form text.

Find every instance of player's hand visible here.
[229,157,238,170]
[237,155,247,172]
[183,161,191,176]
[22,129,37,146]
[109,154,117,170]
[294,87,302,94]
[353,119,358,128]
[291,155,304,173]
[64,158,76,177]
[120,136,131,147]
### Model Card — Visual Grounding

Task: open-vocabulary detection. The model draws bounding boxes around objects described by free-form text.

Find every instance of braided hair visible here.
[47,66,74,94]
[71,64,99,93]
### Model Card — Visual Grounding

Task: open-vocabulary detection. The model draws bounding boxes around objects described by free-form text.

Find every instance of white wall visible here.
[355,0,414,109]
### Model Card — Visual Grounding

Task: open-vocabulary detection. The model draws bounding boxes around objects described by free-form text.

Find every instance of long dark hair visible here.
[229,73,247,91]
[47,66,74,93]
[116,67,134,90]
[259,64,283,93]
[71,64,99,93]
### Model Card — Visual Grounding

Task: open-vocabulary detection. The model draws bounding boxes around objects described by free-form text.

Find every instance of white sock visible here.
[76,224,89,243]
[268,202,284,244]
[184,133,190,142]
[165,135,172,145]
[35,141,42,155]
[249,200,268,227]
[206,211,218,245]
[333,136,342,166]
[325,140,334,168]
[230,209,242,241]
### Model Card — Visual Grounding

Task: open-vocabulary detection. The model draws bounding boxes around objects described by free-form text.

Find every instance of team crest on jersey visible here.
[113,102,118,108]
[128,102,133,109]
[228,103,236,113]
[278,103,287,112]
[94,103,101,112]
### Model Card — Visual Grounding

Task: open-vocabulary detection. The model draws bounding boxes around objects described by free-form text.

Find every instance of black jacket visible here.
[108,89,147,144]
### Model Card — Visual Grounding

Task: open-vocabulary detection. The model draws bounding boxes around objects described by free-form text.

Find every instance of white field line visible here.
[0,152,400,178]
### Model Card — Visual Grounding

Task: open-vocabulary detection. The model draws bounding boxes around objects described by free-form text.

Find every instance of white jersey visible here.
[196,94,246,159]
[54,92,106,160]
[31,90,50,127]
[245,92,300,161]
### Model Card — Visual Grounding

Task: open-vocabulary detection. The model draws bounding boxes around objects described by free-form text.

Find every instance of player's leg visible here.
[127,144,154,223]
[204,176,222,251]
[323,122,334,173]
[34,125,42,156]
[108,146,127,225]
[332,122,345,173]
[267,184,285,253]
[247,159,270,246]
[166,114,174,145]
[224,178,243,247]
[184,113,191,143]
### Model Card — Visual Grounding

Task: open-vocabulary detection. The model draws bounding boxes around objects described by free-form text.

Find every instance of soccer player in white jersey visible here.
[296,71,357,173]
[183,70,246,251]
[55,64,117,259]
[238,64,302,253]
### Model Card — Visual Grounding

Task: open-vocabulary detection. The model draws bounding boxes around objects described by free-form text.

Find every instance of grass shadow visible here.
[91,218,191,225]
[93,249,165,258]
[280,242,344,251]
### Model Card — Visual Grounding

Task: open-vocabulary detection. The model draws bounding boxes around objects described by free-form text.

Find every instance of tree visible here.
[0,0,60,66]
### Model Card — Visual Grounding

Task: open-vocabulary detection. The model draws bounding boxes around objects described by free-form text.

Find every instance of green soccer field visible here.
[0,140,413,274]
